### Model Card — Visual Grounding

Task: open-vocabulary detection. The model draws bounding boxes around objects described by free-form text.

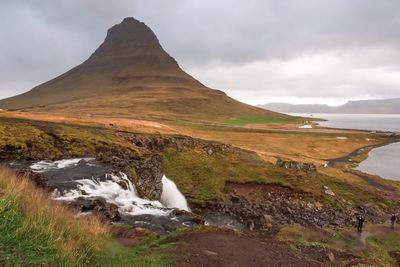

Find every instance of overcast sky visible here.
[1,0,400,105]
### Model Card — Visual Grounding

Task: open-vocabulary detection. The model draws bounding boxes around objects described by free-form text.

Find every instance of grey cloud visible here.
[1,0,400,103]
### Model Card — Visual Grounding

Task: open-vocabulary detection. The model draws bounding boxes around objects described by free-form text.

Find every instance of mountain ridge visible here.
[259,98,400,114]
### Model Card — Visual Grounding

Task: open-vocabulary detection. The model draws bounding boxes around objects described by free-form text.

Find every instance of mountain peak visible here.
[0,17,280,122]
[90,17,162,61]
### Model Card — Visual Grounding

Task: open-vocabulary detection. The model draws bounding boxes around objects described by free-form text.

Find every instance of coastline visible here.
[327,134,400,190]
[327,138,399,168]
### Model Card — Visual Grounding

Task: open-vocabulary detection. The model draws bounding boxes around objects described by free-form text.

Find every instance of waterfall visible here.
[160,176,190,211]
[38,158,190,216]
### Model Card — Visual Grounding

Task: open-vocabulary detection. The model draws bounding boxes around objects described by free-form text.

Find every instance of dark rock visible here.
[134,154,163,200]
[117,180,129,190]
[276,159,317,174]
[230,195,240,203]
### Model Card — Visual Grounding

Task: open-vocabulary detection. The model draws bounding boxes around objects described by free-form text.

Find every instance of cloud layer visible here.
[1,0,400,105]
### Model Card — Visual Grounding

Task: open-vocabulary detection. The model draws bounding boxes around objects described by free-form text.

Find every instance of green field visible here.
[224,115,299,126]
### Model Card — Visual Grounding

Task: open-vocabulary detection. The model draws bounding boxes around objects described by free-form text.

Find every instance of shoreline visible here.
[327,138,400,190]
[327,136,400,168]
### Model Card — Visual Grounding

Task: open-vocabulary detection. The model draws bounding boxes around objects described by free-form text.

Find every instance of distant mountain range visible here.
[259,98,400,114]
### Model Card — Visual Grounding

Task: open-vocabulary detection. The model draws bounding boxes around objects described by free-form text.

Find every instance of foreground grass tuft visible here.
[0,167,108,266]
[0,167,176,266]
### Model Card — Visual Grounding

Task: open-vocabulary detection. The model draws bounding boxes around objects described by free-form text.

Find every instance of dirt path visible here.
[172,231,335,267]
[350,231,374,251]
[349,224,399,251]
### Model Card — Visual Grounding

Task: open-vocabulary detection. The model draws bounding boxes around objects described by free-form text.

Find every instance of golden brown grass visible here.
[0,167,108,265]
[174,125,383,164]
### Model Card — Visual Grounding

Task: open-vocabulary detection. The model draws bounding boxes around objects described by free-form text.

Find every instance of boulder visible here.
[71,197,121,223]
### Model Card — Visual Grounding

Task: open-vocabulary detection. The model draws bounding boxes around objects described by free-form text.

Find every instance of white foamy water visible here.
[160,176,190,211]
[30,158,190,216]
[30,158,95,172]
[53,173,171,216]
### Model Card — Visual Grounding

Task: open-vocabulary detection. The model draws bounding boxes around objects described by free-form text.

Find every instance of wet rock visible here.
[134,154,163,200]
[16,169,48,188]
[117,180,129,190]
[173,209,205,224]
[71,197,121,223]
[93,202,121,223]
[120,212,203,235]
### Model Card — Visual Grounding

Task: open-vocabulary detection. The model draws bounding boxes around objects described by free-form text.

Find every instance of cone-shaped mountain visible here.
[0,17,284,122]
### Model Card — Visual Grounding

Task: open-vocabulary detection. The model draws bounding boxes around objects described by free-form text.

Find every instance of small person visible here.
[356,215,365,233]
[391,214,397,229]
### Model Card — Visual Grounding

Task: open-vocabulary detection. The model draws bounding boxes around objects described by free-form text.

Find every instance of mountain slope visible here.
[259,98,400,114]
[0,17,285,122]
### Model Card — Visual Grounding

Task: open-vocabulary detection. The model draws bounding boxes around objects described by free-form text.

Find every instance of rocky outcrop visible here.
[276,159,317,174]
[193,182,386,233]
[124,133,236,155]
[133,154,164,200]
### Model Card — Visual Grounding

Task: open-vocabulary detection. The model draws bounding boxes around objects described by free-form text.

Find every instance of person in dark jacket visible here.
[356,215,365,233]
[391,214,397,229]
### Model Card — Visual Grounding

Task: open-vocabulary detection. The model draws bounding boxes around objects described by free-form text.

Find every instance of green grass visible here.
[95,241,174,267]
[363,226,400,266]
[0,195,76,266]
[0,122,61,159]
[224,115,299,126]
[163,146,286,201]
[0,118,141,160]
[0,168,108,266]
[277,224,328,248]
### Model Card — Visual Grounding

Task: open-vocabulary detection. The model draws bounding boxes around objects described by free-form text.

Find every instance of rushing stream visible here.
[9,158,195,234]
[8,157,250,233]
[19,158,190,213]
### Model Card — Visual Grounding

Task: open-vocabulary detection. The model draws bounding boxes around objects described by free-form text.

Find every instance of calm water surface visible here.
[292,113,400,132]
[356,142,400,181]
[291,113,400,180]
